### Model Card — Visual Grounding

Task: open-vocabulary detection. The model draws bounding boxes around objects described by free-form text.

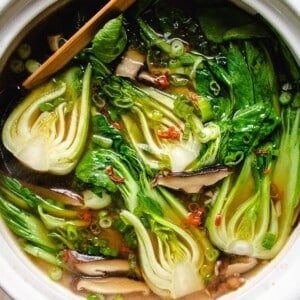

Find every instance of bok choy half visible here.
[2,64,92,175]
[206,107,300,259]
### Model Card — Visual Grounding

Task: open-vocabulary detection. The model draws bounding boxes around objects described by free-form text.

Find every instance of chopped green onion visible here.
[25,59,41,73]
[17,43,32,60]
[99,216,113,228]
[170,39,185,58]
[92,134,113,148]
[204,248,219,262]
[9,59,25,74]
[279,91,292,105]
[224,151,244,166]
[66,224,78,241]
[169,74,189,87]
[48,266,63,281]
[92,94,106,108]
[262,232,276,250]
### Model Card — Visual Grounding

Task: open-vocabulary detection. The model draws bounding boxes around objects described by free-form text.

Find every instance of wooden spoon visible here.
[22,0,136,89]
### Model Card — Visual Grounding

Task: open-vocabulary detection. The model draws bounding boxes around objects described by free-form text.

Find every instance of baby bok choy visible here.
[94,74,220,172]
[75,115,218,298]
[206,106,300,259]
[0,172,93,267]
[2,64,92,175]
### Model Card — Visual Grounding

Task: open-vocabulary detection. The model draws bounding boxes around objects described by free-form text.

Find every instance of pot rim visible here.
[0,1,299,299]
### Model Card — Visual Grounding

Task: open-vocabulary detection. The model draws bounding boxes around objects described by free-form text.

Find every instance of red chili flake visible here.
[78,210,92,223]
[183,207,204,227]
[155,74,170,88]
[254,149,269,155]
[62,249,70,262]
[106,165,125,183]
[189,92,200,102]
[111,121,122,130]
[157,126,180,140]
[119,244,134,254]
[214,214,222,226]
[270,183,279,200]
[264,168,271,175]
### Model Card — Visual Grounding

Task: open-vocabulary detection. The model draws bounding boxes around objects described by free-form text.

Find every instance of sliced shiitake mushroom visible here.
[20,181,83,206]
[73,276,151,296]
[115,49,145,80]
[65,250,141,278]
[152,165,232,193]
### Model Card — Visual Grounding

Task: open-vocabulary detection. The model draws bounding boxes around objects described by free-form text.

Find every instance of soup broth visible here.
[0,0,299,299]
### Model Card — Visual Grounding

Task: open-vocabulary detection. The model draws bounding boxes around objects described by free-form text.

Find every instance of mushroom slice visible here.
[74,259,139,277]
[73,277,150,296]
[47,34,65,52]
[115,49,145,80]
[65,250,141,278]
[152,166,232,193]
[137,71,156,85]
[20,181,83,206]
[225,257,258,277]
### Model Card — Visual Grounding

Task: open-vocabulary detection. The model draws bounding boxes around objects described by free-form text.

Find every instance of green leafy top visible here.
[91,14,127,63]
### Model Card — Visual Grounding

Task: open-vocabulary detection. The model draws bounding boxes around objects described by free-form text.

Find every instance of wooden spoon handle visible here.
[22,0,136,89]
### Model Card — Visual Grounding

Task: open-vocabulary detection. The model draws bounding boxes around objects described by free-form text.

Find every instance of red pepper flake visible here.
[157,126,180,140]
[254,149,269,155]
[62,249,70,262]
[189,91,200,102]
[214,213,222,226]
[183,207,204,227]
[264,168,271,175]
[111,121,122,130]
[270,183,279,200]
[119,244,134,254]
[106,165,125,183]
[155,74,170,88]
[78,210,92,223]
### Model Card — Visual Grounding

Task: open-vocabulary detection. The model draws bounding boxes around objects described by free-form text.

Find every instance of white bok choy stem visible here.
[120,209,204,299]
[2,64,92,175]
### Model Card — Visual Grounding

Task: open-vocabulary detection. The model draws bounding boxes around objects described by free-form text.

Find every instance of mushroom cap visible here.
[152,165,233,193]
